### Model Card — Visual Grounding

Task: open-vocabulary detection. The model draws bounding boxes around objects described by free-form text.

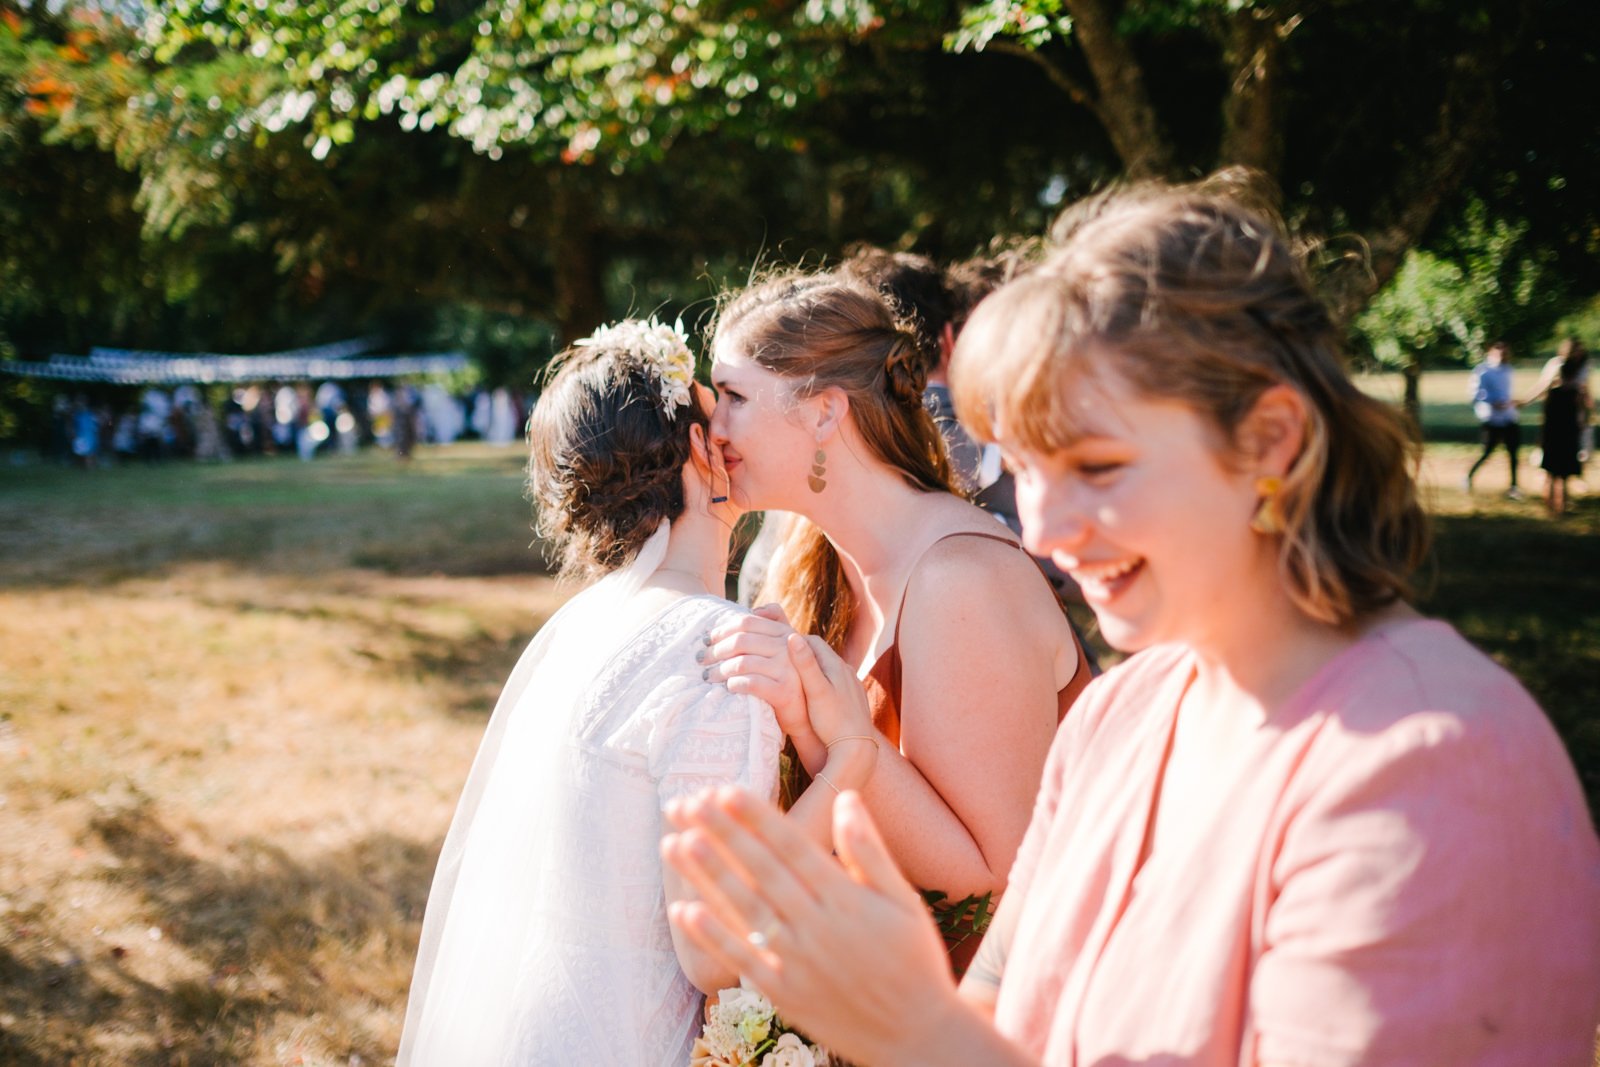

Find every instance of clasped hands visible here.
[699,603,878,790]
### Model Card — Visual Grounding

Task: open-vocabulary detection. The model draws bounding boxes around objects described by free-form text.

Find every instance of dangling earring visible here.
[710,465,729,505]
[808,448,827,494]
[1250,475,1283,535]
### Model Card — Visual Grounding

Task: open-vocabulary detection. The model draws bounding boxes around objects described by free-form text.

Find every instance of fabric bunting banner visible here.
[82,336,381,365]
[3,352,469,385]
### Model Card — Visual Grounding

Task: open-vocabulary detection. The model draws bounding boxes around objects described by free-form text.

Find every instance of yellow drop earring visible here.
[1249,475,1284,535]
[808,448,827,494]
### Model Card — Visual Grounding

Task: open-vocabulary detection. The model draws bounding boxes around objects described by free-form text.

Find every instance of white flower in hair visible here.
[573,316,696,420]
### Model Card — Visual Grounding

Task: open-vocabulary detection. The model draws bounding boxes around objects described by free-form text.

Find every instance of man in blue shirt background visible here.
[1465,340,1525,499]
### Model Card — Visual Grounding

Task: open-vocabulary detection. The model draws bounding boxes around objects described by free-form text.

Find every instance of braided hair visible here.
[712,270,954,650]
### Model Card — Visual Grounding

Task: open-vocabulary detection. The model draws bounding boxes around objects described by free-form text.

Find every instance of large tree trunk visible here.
[1217,8,1294,180]
[549,173,607,345]
[1063,0,1176,179]
[979,0,1528,329]
[1402,356,1423,438]
[1322,0,1535,325]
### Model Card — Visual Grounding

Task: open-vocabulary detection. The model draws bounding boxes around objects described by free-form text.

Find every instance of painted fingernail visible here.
[701,633,713,646]
[694,649,705,663]
[701,668,710,681]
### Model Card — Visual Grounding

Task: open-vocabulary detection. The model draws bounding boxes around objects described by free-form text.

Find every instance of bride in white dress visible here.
[397,320,879,1065]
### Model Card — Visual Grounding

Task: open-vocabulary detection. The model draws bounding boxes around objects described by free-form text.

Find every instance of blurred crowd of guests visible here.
[46,381,532,468]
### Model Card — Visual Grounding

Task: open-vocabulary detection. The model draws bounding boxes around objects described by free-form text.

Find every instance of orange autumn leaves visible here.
[7,12,125,118]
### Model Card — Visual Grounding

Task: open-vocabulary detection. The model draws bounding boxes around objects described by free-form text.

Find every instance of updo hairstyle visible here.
[526,326,708,581]
[951,176,1430,626]
[713,271,955,649]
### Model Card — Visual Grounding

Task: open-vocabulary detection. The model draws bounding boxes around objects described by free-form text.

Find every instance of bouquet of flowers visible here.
[690,983,831,1067]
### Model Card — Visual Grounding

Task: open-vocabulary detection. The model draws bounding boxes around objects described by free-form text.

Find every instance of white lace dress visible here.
[399,531,783,1066]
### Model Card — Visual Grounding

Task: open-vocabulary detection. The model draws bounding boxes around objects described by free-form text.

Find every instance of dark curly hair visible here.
[525,328,708,581]
[945,239,1042,335]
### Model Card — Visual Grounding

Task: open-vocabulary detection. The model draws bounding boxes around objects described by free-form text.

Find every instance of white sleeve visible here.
[649,683,784,809]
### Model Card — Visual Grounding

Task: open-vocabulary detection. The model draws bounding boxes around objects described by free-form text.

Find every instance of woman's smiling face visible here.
[1004,372,1261,654]
[708,342,821,512]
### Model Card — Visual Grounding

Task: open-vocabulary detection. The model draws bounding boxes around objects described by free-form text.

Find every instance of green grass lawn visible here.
[0,443,558,1064]
[0,444,544,587]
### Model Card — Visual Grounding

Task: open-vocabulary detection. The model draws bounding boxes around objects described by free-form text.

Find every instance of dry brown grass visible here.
[0,445,568,1065]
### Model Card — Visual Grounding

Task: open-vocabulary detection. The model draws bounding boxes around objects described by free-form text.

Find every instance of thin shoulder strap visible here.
[889,530,1026,644]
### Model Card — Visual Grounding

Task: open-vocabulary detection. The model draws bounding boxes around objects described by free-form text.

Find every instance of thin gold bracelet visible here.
[825,734,876,750]
[815,772,841,794]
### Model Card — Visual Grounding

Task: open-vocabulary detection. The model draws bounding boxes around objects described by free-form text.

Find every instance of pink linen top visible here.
[992,618,1600,1066]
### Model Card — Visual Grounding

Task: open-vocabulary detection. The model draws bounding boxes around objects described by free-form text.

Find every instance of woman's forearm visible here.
[785,740,877,850]
[869,989,1039,1067]
[860,745,1004,898]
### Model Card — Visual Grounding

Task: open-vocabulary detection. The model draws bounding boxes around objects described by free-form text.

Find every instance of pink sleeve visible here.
[1004,743,1063,905]
[1251,709,1600,1067]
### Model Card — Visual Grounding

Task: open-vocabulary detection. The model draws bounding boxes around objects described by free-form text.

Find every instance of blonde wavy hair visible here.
[951,176,1429,626]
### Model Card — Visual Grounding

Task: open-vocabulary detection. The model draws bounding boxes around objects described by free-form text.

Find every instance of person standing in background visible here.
[1528,338,1592,464]
[1465,341,1524,499]
[1530,345,1588,515]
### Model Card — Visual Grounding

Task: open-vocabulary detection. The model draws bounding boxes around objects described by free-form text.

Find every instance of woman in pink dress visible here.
[661,178,1600,1066]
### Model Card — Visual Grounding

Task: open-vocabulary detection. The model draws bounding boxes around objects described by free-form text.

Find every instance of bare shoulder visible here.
[897,539,1066,672]
[911,527,1058,615]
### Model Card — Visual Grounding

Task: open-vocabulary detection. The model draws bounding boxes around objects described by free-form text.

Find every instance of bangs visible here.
[949,273,1105,453]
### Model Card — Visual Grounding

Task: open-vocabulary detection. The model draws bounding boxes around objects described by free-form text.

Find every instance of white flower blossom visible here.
[717,986,775,1020]
[695,984,830,1067]
[760,1032,817,1067]
[572,316,695,419]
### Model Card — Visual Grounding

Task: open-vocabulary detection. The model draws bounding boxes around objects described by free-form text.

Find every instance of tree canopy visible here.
[2,0,1596,415]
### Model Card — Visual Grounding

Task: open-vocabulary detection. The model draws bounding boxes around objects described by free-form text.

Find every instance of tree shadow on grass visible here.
[0,938,138,1066]
[1,802,439,1064]
[186,586,552,719]
[0,451,541,590]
